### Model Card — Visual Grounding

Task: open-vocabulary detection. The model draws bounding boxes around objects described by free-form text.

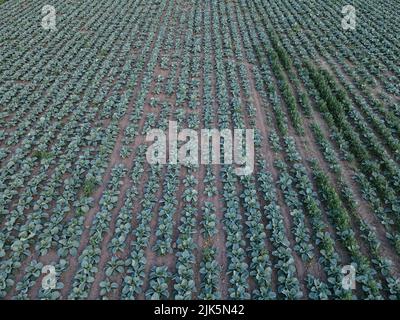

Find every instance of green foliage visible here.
[32,150,53,161]
[83,178,97,197]
[146,266,171,300]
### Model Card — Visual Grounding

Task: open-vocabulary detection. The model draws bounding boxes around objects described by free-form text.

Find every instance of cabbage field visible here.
[1,0,400,300]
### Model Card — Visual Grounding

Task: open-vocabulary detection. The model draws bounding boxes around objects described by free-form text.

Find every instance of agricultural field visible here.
[0,0,400,301]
